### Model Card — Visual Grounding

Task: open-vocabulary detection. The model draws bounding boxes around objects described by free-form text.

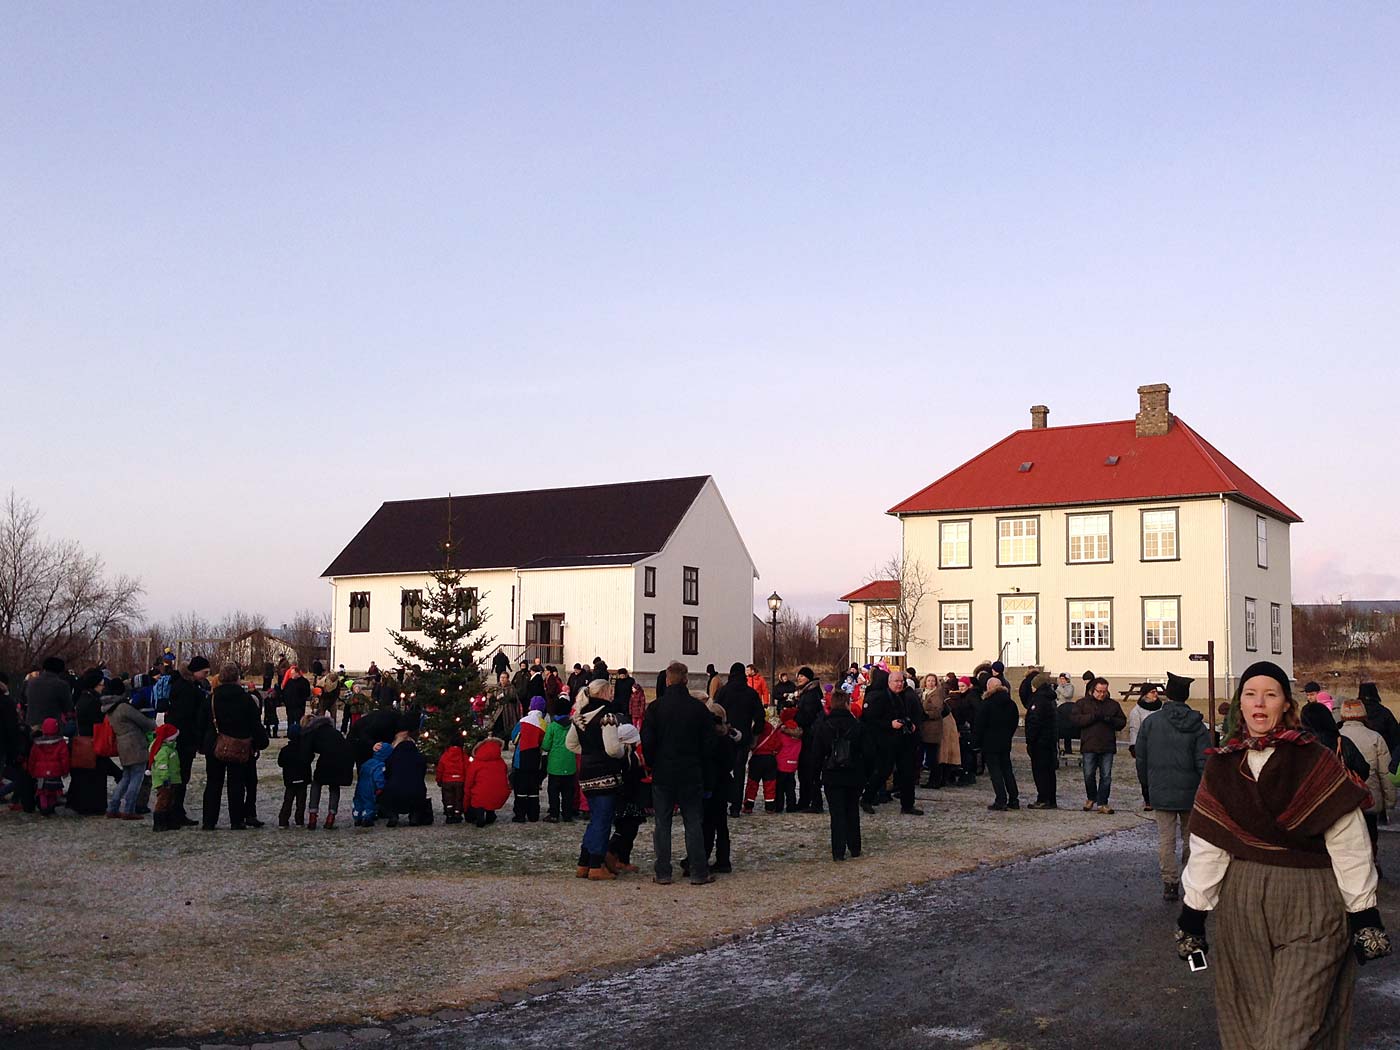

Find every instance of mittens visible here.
[1176,905,1209,960]
[1348,908,1392,966]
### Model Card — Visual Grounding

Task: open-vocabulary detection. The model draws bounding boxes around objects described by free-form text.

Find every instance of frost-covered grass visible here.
[0,744,1143,1037]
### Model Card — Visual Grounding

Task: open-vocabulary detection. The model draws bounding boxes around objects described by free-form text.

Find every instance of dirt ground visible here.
[0,745,1144,1038]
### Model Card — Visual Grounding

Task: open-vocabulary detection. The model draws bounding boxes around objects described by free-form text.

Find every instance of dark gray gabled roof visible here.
[322,476,710,578]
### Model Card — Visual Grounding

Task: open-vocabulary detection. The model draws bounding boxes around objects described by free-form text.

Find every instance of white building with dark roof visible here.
[323,476,757,679]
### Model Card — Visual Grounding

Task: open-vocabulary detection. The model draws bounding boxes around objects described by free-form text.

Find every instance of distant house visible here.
[817,613,849,642]
[838,581,901,667]
[845,384,1300,694]
[323,476,757,679]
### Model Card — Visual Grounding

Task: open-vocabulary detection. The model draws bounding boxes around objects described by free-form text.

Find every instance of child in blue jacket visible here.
[353,741,389,827]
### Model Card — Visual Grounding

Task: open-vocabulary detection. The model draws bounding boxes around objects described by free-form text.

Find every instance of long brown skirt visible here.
[1215,860,1355,1050]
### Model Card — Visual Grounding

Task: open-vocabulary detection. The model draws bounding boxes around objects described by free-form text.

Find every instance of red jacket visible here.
[28,735,70,779]
[465,739,511,810]
[751,721,781,757]
[435,746,467,784]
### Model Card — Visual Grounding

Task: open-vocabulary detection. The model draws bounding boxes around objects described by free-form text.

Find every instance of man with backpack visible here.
[815,689,872,861]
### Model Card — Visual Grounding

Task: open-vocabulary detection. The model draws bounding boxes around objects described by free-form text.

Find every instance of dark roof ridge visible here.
[380,474,712,507]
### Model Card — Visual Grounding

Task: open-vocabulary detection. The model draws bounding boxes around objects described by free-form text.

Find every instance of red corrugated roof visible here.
[887,418,1300,522]
[839,580,900,603]
[817,613,849,629]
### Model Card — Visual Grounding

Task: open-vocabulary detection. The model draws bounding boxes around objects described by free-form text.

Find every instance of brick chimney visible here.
[1135,383,1172,437]
[1030,405,1049,430]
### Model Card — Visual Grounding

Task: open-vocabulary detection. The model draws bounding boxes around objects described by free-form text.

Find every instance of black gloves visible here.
[1176,905,1209,960]
[1348,908,1392,966]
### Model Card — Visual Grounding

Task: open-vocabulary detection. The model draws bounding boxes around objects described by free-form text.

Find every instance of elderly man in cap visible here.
[1134,672,1209,901]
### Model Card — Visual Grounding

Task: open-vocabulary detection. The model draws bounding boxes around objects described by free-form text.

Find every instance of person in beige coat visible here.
[920,673,947,787]
[1340,696,1396,862]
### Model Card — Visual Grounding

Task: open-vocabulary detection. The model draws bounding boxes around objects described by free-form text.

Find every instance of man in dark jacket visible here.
[202,667,267,830]
[793,667,826,813]
[860,670,923,815]
[890,671,925,814]
[1134,672,1208,900]
[612,668,637,725]
[1359,683,1400,773]
[566,664,589,700]
[715,662,764,817]
[1023,674,1060,809]
[491,649,511,679]
[815,690,875,861]
[1072,677,1128,813]
[23,658,73,729]
[165,656,211,826]
[348,706,402,764]
[641,662,715,886]
[773,672,798,707]
[1018,667,1039,709]
[974,677,1020,810]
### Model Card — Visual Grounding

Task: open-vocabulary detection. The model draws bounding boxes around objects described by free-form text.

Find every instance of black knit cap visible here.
[1164,672,1193,703]
[1238,661,1292,703]
[189,656,210,673]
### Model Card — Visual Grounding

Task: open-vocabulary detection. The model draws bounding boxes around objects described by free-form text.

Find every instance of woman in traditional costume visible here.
[1177,661,1390,1049]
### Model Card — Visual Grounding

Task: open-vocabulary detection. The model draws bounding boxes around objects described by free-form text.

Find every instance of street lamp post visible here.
[767,591,783,711]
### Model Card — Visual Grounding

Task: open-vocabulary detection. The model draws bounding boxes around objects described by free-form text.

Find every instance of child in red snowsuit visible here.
[435,744,467,824]
[743,719,781,813]
[464,738,510,828]
[27,718,69,816]
[775,705,803,812]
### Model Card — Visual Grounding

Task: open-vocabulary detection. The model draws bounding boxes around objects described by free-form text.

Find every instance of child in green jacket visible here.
[149,724,183,833]
[540,702,579,823]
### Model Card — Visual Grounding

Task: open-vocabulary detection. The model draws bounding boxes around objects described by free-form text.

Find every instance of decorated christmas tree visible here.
[385,527,494,762]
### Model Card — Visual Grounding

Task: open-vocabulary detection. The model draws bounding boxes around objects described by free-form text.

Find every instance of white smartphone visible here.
[1188,950,1209,972]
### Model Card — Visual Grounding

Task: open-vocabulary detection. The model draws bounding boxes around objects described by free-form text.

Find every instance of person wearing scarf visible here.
[1176,661,1389,1050]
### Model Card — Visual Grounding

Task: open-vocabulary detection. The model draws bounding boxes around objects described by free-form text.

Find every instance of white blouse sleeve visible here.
[1325,808,1378,912]
[1181,833,1231,911]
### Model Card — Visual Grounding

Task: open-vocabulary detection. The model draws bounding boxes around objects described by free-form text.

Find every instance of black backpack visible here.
[825,721,855,771]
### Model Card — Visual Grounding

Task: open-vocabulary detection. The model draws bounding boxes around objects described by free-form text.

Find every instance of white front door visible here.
[1000,596,1037,665]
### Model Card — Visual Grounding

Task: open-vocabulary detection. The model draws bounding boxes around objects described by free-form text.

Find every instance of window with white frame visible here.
[1141,509,1179,561]
[939,520,971,568]
[1271,603,1282,654]
[1245,597,1258,651]
[997,517,1039,566]
[940,602,972,649]
[1068,599,1112,649]
[1143,597,1180,649]
[1256,516,1269,568]
[1067,513,1112,563]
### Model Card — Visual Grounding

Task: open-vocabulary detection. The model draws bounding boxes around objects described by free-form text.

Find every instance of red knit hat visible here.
[149,723,179,768]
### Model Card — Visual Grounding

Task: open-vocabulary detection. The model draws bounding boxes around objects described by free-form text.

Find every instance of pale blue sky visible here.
[3,4,1398,624]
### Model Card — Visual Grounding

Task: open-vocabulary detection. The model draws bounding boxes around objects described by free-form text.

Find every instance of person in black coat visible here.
[348,707,403,765]
[974,678,1021,810]
[1359,683,1400,773]
[201,668,269,830]
[381,732,429,826]
[165,657,212,826]
[715,662,765,817]
[815,691,875,861]
[641,662,715,886]
[862,669,921,814]
[612,669,637,725]
[1023,675,1060,808]
[683,703,739,877]
[793,669,826,813]
[299,702,355,829]
[491,650,511,679]
[281,666,311,738]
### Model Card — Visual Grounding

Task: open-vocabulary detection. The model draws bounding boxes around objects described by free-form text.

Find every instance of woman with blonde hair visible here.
[1177,661,1389,1048]
[919,673,946,788]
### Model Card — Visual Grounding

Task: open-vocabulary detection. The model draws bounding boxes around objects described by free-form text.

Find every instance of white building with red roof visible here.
[872,384,1298,692]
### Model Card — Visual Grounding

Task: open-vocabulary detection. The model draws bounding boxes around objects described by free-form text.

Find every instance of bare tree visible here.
[284,608,331,668]
[0,491,144,669]
[872,553,933,654]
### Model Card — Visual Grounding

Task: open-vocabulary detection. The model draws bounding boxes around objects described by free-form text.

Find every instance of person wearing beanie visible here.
[26,716,69,815]
[1127,683,1164,810]
[793,667,827,813]
[715,662,764,818]
[149,724,183,832]
[381,729,429,827]
[163,657,211,827]
[974,670,1021,812]
[682,702,740,878]
[509,698,548,823]
[1358,683,1400,771]
[1339,697,1395,862]
[1134,673,1207,900]
[1178,661,1389,1047]
[605,721,648,873]
[1023,673,1060,809]
[434,740,468,825]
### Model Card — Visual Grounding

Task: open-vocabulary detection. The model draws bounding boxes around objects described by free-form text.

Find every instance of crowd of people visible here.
[4,645,1398,1040]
